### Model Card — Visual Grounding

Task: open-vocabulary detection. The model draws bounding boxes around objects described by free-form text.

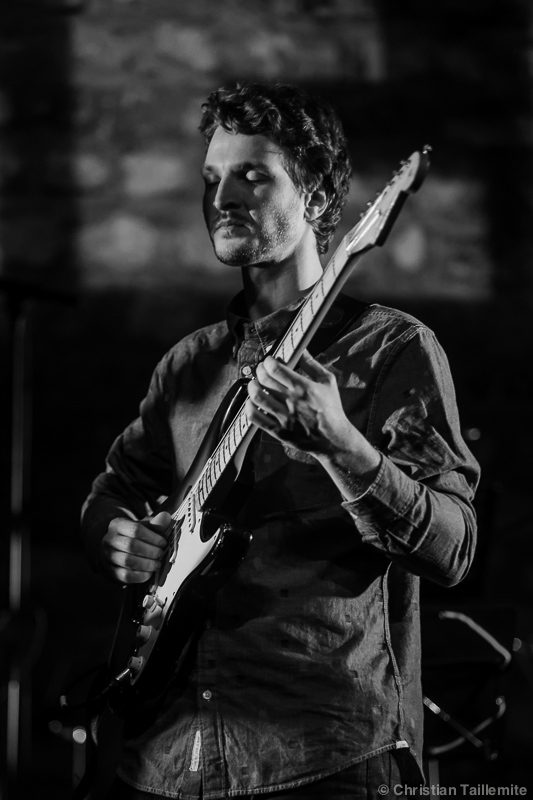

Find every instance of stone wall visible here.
[3,0,528,299]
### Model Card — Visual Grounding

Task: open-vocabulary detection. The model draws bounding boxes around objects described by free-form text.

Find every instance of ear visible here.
[304,187,328,221]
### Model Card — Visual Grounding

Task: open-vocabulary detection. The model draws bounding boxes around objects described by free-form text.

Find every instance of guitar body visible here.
[107,379,254,720]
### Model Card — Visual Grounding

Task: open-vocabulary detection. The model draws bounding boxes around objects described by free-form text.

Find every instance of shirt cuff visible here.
[341,454,419,551]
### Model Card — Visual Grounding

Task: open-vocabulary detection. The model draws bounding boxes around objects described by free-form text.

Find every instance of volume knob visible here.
[128,655,144,674]
[142,593,164,611]
[136,624,153,643]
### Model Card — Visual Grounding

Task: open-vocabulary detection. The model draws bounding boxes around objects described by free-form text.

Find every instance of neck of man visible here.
[241,239,323,321]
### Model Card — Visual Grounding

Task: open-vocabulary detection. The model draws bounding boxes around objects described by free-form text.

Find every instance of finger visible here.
[106,532,165,561]
[147,511,173,536]
[298,350,333,382]
[112,566,153,585]
[108,547,162,574]
[255,361,289,394]
[109,518,168,549]
[245,398,284,434]
[247,380,288,419]
[261,356,308,391]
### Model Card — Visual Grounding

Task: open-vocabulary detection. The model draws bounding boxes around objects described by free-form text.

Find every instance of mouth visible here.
[214,217,251,233]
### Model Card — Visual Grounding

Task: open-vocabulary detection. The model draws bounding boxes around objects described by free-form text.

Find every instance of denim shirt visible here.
[81,293,479,799]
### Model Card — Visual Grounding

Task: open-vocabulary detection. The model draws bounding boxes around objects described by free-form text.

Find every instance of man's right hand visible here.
[100,511,172,584]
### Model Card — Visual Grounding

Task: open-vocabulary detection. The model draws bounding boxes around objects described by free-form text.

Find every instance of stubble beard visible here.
[213,230,283,268]
[212,213,294,268]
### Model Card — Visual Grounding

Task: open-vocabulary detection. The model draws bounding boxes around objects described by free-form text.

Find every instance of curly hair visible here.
[199,82,352,254]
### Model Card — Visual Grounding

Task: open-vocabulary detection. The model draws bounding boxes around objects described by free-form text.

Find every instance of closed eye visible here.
[245,170,269,183]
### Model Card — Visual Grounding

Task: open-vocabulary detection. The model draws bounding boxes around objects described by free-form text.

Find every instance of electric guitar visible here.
[103,146,431,720]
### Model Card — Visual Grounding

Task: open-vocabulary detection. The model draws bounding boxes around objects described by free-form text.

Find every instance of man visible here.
[81,82,479,799]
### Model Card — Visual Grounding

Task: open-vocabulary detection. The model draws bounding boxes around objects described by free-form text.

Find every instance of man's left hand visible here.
[245,350,359,457]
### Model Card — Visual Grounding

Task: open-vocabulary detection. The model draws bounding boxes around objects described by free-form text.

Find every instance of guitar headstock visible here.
[345,146,431,256]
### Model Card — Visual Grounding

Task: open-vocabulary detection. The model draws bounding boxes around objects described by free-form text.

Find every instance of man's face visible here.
[202,127,310,267]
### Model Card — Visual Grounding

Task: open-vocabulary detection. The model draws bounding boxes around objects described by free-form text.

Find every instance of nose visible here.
[212,174,241,212]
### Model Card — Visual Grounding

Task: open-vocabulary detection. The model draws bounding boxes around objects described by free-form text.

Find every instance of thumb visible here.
[148,510,173,535]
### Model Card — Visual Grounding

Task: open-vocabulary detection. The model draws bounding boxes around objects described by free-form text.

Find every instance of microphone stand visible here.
[0,276,75,798]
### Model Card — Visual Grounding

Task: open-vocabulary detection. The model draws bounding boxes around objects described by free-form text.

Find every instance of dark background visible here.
[1,0,533,796]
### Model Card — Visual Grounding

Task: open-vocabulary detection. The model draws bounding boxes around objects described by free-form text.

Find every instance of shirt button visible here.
[202,689,212,701]
[241,365,253,377]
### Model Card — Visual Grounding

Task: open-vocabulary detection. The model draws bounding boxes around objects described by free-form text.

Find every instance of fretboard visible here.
[188,231,358,514]
[175,146,429,519]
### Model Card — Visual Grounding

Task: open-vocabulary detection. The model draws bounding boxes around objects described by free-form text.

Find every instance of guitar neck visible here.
[179,147,430,517]
[271,235,358,367]
[189,236,358,514]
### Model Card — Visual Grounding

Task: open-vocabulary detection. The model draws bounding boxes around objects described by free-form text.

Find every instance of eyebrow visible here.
[201,161,273,174]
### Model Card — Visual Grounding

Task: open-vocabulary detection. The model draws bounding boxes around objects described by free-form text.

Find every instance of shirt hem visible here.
[119,740,420,799]
[202,741,415,798]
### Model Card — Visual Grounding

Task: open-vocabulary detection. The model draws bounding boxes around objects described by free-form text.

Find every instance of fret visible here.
[195,480,203,506]
[328,247,344,278]
[223,431,233,466]
[220,438,228,470]
[223,430,232,464]
[301,301,313,328]
[293,312,304,338]
[322,265,335,293]
[229,420,238,450]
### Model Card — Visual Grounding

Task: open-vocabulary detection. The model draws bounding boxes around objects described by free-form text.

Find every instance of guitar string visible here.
[162,231,358,562]
[163,243,348,561]
[160,156,416,565]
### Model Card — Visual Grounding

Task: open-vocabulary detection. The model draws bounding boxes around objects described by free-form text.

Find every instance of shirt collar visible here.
[226,290,307,347]
[226,287,347,353]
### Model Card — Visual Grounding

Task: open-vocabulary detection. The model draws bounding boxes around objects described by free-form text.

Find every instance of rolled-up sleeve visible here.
[342,326,479,587]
